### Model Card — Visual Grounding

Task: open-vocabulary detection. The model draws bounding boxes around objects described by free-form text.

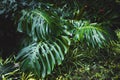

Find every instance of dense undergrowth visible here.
[45,30,120,80]
[0,0,120,80]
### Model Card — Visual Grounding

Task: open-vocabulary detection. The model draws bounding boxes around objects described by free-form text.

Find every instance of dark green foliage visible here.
[46,31,120,80]
[17,9,63,41]
[16,6,71,78]
[0,0,120,79]
[16,39,70,78]
[71,20,110,48]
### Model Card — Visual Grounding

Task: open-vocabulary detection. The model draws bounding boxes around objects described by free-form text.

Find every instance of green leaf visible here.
[16,40,68,78]
[72,20,111,48]
[17,9,63,41]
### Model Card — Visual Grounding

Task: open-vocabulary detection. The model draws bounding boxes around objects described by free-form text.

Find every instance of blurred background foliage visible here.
[0,0,120,79]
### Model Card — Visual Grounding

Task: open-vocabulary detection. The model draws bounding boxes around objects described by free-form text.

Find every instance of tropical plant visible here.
[0,0,120,79]
[46,30,120,80]
[71,20,111,48]
[15,7,72,78]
